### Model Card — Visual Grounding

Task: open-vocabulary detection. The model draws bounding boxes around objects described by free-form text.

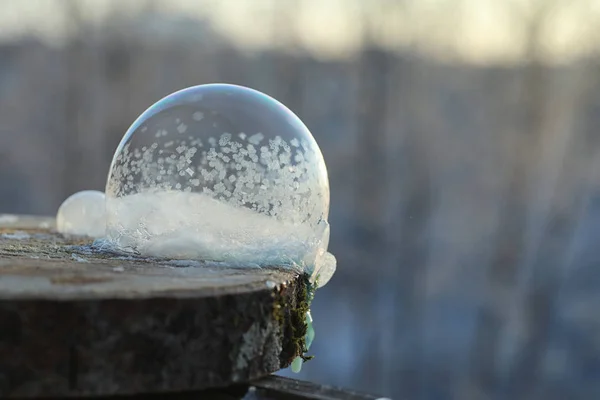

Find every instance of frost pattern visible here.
[106,125,335,284]
[107,131,325,227]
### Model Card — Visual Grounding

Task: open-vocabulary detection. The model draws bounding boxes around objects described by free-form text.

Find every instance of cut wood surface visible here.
[0,215,306,398]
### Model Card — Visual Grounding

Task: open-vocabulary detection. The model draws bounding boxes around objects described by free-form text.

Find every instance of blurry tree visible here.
[63,0,86,196]
[62,0,113,196]
[271,0,304,114]
[351,1,435,397]
[468,0,583,397]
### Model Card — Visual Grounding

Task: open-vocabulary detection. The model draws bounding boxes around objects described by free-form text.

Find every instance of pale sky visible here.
[0,0,599,64]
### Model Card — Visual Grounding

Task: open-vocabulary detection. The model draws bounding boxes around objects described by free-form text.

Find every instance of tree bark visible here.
[0,217,308,398]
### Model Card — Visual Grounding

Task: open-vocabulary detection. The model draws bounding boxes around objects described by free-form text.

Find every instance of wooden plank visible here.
[39,375,384,400]
[246,375,384,400]
[0,216,309,398]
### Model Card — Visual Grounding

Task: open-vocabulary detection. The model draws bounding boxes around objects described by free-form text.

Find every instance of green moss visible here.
[273,272,317,370]
[296,273,316,362]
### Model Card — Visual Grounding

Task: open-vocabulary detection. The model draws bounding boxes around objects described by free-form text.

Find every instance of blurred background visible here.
[1,0,600,398]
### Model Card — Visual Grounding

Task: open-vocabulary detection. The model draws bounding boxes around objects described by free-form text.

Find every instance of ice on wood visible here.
[56,190,106,238]
[105,84,336,286]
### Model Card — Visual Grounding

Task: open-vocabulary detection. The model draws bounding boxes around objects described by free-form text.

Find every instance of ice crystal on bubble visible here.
[105,84,336,287]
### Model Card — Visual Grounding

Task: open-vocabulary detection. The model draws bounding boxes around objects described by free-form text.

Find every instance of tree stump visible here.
[0,215,309,398]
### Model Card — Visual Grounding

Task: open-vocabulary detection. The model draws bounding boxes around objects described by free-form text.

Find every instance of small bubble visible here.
[56,191,106,238]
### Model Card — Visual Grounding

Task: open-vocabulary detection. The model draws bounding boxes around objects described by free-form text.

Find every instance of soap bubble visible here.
[105,84,335,285]
[56,190,106,238]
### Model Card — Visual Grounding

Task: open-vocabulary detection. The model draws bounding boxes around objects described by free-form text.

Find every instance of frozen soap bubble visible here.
[56,190,106,238]
[105,84,336,286]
